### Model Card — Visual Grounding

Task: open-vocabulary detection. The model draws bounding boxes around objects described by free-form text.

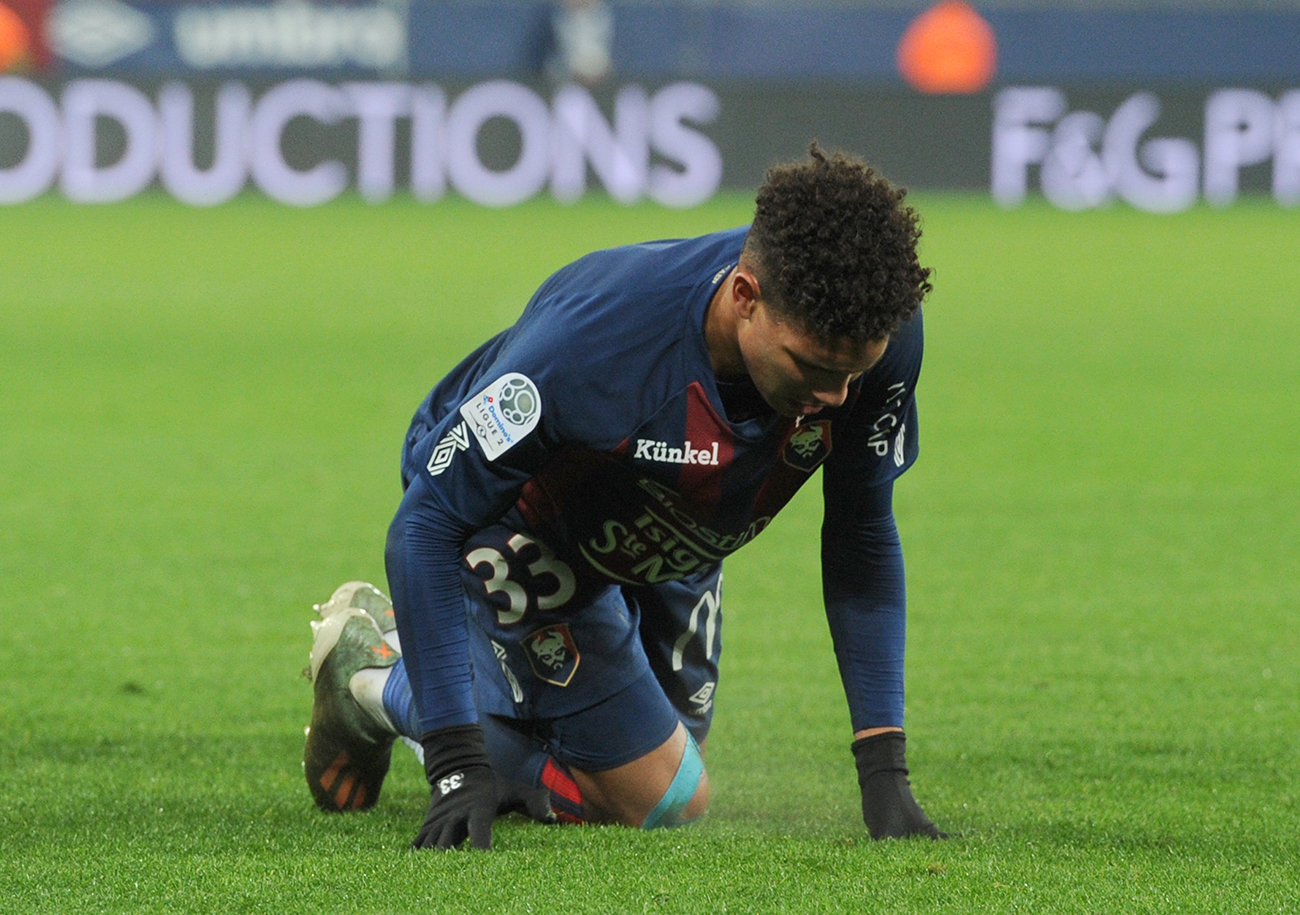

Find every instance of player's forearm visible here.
[821,483,908,731]
[385,475,478,734]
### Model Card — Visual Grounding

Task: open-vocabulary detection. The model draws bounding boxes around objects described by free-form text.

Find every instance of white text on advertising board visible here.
[993,87,1300,212]
[0,78,723,207]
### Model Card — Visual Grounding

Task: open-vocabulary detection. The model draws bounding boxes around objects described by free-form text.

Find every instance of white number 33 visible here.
[466,534,576,625]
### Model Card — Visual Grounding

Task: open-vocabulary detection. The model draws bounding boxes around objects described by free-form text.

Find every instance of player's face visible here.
[738,302,888,418]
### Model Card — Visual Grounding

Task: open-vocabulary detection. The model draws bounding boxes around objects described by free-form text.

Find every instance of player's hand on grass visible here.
[415,724,500,850]
[494,777,558,824]
[852,730,947,840]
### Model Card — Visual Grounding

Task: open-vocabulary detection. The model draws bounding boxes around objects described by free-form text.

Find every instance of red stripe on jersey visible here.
[750,383,862,520]
[676,381,735,515]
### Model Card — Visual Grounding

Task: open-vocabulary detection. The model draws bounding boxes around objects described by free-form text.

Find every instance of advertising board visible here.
[44,0,406,73]
[992,87,1300,210]
[31,1,1300,87]
[2,77,1298,209]
[0,77,723,205]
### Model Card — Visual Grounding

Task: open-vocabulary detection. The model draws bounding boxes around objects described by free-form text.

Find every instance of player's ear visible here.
[732,269,761,319]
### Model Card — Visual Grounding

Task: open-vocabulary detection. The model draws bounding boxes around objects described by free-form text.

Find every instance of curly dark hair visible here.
[743,143,931,344]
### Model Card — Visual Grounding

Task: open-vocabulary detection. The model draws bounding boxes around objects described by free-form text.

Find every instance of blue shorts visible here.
[401,429,722,773]
[461,514,723,772]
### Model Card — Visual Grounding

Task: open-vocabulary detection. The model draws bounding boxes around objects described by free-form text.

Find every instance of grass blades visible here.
[0,193,1296,913]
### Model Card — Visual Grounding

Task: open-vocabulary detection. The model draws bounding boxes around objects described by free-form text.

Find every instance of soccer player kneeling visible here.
[303,145,945,847]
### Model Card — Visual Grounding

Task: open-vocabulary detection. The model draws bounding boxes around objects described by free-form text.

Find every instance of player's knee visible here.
[641,732,708,829]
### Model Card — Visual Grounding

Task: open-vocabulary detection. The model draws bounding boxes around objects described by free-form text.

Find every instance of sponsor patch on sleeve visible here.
[459,373,542,461]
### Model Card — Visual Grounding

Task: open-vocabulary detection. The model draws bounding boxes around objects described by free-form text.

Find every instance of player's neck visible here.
[704,270,747,380]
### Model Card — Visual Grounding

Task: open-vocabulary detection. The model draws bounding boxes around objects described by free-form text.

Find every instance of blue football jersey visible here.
[389,227,922,734]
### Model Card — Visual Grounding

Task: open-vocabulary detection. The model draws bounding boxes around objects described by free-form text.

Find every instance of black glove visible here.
[494,777,558,824]
[413,724,557,850]
[851,730,946,840]
[414,724,500,850]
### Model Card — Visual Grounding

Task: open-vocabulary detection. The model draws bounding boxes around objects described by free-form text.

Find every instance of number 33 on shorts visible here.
[466,533,576,625]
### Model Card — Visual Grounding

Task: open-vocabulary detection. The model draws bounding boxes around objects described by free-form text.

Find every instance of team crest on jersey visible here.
[782,420,832,472]
[524,624,580,687]
[461,373,542,461]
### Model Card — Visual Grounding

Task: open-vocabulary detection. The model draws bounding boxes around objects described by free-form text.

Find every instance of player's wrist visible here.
[851,729,946,840]
[413,723,500,850]
[850,728,908,776]
[419,723,493,786]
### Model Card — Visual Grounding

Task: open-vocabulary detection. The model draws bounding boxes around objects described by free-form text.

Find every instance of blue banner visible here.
[38,1,1300,85]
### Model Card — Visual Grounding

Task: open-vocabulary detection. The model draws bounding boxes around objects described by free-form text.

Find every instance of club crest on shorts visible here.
[524,624,580,687]
[782,420,832,472]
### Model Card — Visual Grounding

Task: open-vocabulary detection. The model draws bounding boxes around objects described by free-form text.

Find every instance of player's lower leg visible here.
[564,723,708,828]
[306,593,701,829]
[370,656,561,822]
[374,663,707,828]
[309,587,556,823]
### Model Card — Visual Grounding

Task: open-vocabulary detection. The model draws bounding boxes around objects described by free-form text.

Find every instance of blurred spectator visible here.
[1,0,51,73]
[0,2,29,72]
[545,0,613,85]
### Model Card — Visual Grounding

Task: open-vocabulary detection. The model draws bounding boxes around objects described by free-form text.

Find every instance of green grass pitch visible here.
[1,191,1297,913]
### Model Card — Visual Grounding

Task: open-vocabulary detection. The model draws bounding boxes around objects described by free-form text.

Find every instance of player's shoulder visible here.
[888,308,924,362]
[513,226,748,361]
[829,309,923,430]
[548,226,749,292]
[488,228,747,446]
[865,307,924,382]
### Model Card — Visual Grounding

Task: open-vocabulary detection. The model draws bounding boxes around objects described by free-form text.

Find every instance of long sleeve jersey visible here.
[386,226,922,737]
